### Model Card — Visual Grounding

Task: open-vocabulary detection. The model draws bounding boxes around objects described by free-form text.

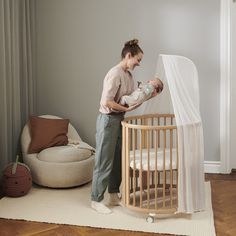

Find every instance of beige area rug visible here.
[0,182,215,236]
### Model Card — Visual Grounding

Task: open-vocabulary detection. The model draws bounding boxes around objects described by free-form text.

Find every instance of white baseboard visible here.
[204,161,221,173]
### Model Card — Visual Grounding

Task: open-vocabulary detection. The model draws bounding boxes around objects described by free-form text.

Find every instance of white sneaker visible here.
[108,193,121,206]
[91,201,112,214]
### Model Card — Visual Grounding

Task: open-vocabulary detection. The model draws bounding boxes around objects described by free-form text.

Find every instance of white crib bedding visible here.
[129,148,177,171]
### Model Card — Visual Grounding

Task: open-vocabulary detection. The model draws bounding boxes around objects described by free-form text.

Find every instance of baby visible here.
[120,77,163,106]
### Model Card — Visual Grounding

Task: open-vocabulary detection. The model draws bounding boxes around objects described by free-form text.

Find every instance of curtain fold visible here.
[160,55,205,213]
[0,0,35,172]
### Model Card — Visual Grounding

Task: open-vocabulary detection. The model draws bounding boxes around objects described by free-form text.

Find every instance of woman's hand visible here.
[126,102,142,112]
[151,90,158,97]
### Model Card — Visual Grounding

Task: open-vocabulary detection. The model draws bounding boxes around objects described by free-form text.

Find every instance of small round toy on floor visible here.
[2,155,32,197]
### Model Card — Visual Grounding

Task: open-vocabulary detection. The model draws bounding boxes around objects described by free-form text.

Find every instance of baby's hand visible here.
[137,81,142,88]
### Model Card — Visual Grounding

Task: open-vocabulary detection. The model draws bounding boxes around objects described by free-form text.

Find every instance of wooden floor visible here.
[0,173,236,236]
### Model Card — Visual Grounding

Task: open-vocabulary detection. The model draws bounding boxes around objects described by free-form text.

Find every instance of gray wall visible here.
[35,0,220,161]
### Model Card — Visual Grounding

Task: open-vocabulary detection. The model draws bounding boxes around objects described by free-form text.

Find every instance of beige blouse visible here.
[99,65,134,114]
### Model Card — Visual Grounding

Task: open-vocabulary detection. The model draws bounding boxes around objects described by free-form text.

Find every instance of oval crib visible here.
[121,113,179,221]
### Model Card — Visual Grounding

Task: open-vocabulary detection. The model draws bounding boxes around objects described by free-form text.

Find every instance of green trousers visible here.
[91,113,124,202]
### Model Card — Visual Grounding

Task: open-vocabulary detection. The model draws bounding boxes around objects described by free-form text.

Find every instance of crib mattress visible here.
[129,148,177,171]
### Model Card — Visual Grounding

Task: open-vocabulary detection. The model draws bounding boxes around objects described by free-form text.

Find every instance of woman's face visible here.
[127,52,143,70]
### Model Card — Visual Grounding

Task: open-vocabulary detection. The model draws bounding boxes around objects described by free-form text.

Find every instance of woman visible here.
[91,39,144,214]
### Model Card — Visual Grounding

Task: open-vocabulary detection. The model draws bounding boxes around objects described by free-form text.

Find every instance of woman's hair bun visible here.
[125,39,139,47]
[121,38,143,58]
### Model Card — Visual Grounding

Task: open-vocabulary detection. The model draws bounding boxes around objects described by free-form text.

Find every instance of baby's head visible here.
[148,77,163,94]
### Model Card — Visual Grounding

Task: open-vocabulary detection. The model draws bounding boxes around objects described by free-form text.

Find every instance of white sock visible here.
[91,201,112,214]
[108,193,121,206]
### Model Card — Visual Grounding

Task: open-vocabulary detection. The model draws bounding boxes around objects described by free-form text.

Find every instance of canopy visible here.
[131,54,205,213]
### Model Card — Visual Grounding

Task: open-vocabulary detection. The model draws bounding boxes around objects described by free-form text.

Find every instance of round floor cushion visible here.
[38,145,92,163]
[2,162,32,197]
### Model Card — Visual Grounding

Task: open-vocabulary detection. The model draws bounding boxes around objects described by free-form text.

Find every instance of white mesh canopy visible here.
[131,54,205,213]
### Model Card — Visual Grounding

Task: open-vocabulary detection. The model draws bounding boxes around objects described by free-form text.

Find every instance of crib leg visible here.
[146,213,155,223]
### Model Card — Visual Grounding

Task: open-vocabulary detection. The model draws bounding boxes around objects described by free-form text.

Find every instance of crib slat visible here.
[139,129,143,208]
[126,127,130,205]
[158,117,160,147]
[151,117,154,148]
[135,119,138,149]
[154,130,158,210]
[170,129,173,208]
[132,128,136,206]
[122,123,126,206]
[147,130,150,209]
[163,129,166,207]
[176,129,179,205]
[141,118,146,148]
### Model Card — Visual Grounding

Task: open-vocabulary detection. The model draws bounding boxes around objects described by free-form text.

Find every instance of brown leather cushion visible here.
[28,116,69,154]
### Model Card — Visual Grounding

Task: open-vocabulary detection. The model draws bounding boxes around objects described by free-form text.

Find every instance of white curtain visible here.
[132,54,205,213]
[0,0,36,172]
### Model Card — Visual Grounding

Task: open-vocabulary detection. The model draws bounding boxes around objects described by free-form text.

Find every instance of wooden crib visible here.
[121,113,178,222]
